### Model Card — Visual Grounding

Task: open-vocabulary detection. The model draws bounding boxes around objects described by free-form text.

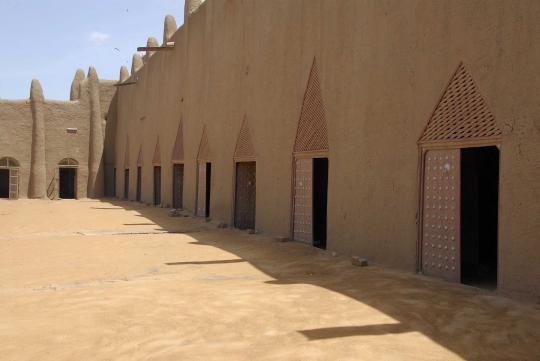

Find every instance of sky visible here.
[0,0,185,100]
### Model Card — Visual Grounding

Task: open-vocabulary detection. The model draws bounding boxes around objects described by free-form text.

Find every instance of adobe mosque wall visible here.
[0,68,116,199]
[114,0,540,299]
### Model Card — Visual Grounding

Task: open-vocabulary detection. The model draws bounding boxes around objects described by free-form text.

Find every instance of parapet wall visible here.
[0,69,116,198]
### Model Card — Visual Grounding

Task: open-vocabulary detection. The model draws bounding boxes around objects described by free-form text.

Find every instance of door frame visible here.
[195,160,211,217]
[0,166,19,200]
[290,150,328,242]
[58,165,78,199]
[231,156,257,229]
[153,164,161,206]
[172,161,184,209]
[416,139,502,280]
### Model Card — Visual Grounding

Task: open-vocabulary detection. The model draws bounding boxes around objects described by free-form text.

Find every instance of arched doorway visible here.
[58,158,78,199]
[0,157,20,199]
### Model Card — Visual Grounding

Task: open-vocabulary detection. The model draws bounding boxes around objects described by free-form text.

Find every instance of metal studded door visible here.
[197,162,206,217]
[421,149,461,282]
[234,162,256,230]
[173,164,184,209]
[9,168,19,199]
[293,158,313,244]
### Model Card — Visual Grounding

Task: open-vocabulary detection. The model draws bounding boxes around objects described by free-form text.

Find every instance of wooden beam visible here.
[114,81,137,87]
[137,45,175,52]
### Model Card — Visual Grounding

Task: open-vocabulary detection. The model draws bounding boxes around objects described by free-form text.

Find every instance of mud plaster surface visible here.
[0,199,539,361]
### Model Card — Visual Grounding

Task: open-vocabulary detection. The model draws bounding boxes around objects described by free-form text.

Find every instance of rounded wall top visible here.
[30,79,44,101]
[185,0,205,18]
[163,15,177,44]
[119,66,129,83]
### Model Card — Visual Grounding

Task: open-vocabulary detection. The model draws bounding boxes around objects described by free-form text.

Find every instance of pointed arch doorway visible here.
[171,119,185,209]
[291,58,329,250]
[233,117,256,230]
[418,63,502,289]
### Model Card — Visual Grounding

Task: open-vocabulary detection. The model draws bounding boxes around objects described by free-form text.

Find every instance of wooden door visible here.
[293,158,313,244]
[421,149,461,282]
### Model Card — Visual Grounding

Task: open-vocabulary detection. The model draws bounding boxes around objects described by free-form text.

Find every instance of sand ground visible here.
[0,199,539,361]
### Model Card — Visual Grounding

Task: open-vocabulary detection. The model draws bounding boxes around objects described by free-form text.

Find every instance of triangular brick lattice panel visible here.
[420,63,501,143]
[137,146,143,166]
[152,137,161,164]
[171,119,184,162]
[197,126,210,161]
[124,136,130,168]
[294,58,329,153]
[234,117,256,159]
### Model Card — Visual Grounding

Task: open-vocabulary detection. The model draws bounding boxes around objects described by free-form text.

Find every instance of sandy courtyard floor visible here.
[0,199,539,361]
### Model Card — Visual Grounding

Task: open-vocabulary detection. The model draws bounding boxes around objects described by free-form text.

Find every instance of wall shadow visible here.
[103,199,539,361]
[165,259,246,266]
[299,324,409,340]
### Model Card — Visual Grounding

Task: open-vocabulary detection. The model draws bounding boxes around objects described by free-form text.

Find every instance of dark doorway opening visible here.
[173,164,184,209]
[154,166,161,206]
[0,169,9,198]
[205,162,211,218]
[313,158,328,249]
[113,168,116,198]
[124,169,129,199]
[59,168,76,199]
[461,146,499,289]
[234,162,256,230]
[136,167,142,202]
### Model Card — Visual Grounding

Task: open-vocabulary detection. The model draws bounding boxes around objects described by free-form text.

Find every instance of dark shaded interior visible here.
[205,162,212,218]
[313,158,328,249]
[461,146,499,289]
[234,161,256,230]
[136,167,142,202]
[112,168,116,198]
[124,169,129,199]
[173,164,184,209]
[153,166,161,206]
[59,168,76,199]
[0,169,9,198]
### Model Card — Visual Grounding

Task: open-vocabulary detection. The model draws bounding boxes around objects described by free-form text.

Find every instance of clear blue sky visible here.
[0,0,185,100]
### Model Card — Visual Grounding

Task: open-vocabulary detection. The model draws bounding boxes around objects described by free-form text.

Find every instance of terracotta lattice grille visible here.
[197,126,210,161]
[152,137,161,165]
[172,120,184,162]
[294,59,329,153]
[124,136,130,168]
[137,146,143,166]
[420,63,501,143]
[234,117,256,159]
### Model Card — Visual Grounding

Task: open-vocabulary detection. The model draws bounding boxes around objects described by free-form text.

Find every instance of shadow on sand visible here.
[102,199,540,361]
